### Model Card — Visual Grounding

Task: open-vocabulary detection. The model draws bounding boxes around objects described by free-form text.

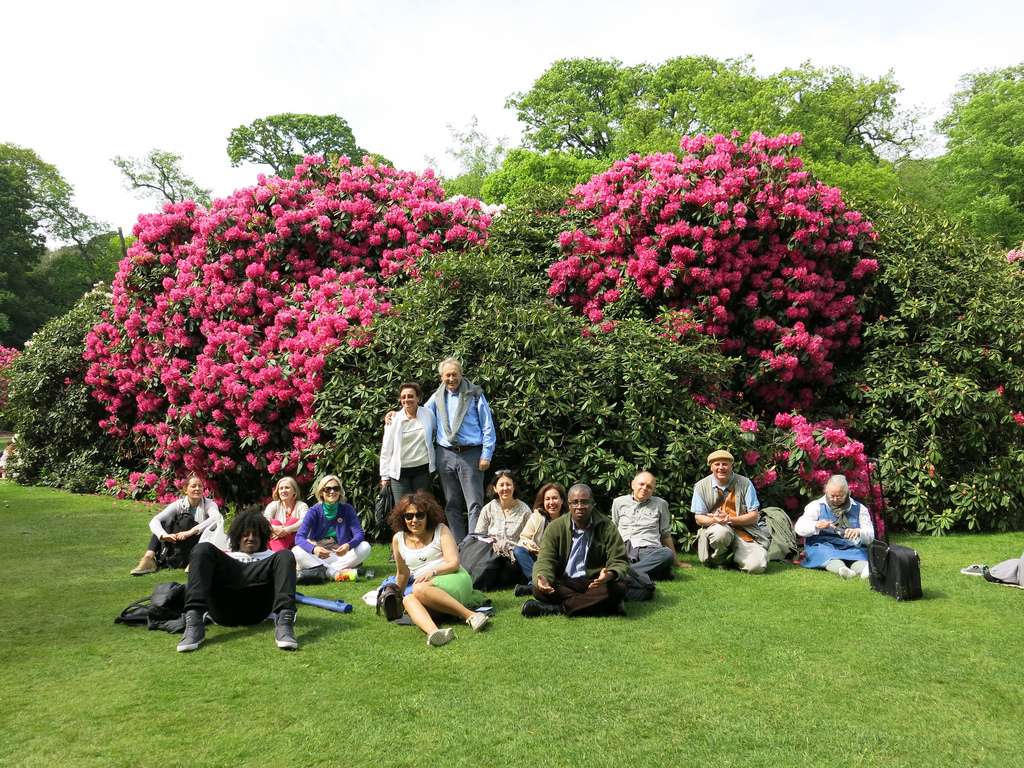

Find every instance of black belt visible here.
[442,444,481,453]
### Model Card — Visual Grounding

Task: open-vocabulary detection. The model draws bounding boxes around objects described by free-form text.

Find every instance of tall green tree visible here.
[112,149,211,207]
[506,58,649,157]
[508,57,920,166]
[431,116,508,200]
[0,144,105,253]
[0,163,46,341]
[935,64,1024,246]
[226,113,368,177]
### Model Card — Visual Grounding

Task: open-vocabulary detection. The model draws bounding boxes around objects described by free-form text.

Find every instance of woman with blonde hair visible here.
[293,474,371,579]
[263,476,309,552]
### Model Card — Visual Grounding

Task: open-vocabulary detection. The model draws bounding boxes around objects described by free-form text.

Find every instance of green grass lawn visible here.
[1,482,1021,768]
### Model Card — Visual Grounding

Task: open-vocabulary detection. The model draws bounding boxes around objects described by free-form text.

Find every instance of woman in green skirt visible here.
[390,490,490,646]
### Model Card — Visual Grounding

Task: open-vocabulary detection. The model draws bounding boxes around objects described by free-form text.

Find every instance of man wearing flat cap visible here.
[690,449,770,573]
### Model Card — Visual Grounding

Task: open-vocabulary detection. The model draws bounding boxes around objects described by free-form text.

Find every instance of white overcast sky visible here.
[3,0,1022,240]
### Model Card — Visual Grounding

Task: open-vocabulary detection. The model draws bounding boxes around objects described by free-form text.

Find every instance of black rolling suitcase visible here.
[868,539,922,600]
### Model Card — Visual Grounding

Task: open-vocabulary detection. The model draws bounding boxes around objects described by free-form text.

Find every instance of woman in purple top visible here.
[292,474,371,580]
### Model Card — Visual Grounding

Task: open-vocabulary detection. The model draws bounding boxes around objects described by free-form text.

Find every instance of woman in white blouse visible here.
[262,476,309,552]
[475,470,532,563]
[795,474,875,579]
[130,475,223,575]
[380,382,436,503]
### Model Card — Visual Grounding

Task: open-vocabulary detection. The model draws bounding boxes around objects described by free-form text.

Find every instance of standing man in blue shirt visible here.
[425,357,496,542]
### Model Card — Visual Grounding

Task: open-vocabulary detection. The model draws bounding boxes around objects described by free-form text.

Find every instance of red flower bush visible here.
[754,412,884,537]
[85,157,491,500]
[0,345,19,413]
[549,132,879,411]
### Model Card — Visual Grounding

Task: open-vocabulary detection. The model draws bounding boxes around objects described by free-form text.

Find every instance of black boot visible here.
[275,609,298,650]
[514,583,533,597]
[296,565,329,585]
[521,599,562,618]
[176,610,205,652]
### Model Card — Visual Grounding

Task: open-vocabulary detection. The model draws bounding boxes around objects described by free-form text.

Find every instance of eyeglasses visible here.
[493,469,513,478]
[403,511,427,522]
[321,486,341,495]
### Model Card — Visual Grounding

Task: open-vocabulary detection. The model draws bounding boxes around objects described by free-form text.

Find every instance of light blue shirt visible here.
[427,388,496,461]
[690,476,760,515]
[564,523,592,578]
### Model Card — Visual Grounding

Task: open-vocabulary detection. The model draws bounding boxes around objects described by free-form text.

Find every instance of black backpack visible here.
[157,510,199,569]
[115,582,188,632]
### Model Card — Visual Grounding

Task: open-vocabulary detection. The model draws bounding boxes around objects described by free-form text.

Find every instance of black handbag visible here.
[868,540,922,600]
[376,582,404,621]
[373,485,394,532]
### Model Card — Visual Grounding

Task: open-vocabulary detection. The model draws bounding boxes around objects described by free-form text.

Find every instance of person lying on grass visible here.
[389,490,490,647]
[521,483,628,618]
[795,474,875,580]
[177,507,298,653]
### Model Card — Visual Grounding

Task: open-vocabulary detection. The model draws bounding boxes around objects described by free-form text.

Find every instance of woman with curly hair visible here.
[389,490,490,647]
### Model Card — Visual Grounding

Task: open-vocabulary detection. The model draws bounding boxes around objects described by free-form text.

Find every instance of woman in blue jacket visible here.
[293,474,371,579]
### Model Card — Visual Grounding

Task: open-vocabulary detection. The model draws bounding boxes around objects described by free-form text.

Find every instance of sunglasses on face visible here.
[322,486,341,495]
[403,511,427,522]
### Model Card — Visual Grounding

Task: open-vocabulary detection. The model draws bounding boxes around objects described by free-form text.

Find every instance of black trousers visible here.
[185,543,296,626]
[534,575,626,617]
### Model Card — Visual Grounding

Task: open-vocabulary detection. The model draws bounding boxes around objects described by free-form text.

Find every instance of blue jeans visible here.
[629,545,675,580]
[513,546,536,580]
[437,445,484,542]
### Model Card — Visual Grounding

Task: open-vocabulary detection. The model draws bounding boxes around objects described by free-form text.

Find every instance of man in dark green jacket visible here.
[522,483,628,617]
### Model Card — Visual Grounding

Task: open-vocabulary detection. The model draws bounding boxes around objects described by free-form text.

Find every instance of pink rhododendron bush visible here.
[549,132,879,412]
[0,345,19,414]
[84,157,491,500]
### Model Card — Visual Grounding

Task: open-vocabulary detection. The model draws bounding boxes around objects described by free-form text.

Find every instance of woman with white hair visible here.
[795,474,875,579]
[293,474,371,579]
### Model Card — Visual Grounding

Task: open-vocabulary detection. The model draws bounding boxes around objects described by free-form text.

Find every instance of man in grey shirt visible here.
[611,471,680,580]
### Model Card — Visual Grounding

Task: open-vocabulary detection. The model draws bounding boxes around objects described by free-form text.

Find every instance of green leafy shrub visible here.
[313,201,746,535]
[2,288,135,492]
[837,199,1024,533]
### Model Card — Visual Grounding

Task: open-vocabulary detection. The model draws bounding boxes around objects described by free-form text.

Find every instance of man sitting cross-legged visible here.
[177,507,298,652]
[522,483,628,618]
[611,470,682,580]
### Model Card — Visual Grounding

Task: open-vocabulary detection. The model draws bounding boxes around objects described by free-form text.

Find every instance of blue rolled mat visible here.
[295,592,353,614]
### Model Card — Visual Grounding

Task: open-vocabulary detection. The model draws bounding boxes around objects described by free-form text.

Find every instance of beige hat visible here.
[707,449,734,465]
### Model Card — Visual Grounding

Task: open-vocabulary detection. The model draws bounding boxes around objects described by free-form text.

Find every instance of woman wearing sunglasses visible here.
[293,475,371,579]
[379,382,436,503]
[389,490,490,647]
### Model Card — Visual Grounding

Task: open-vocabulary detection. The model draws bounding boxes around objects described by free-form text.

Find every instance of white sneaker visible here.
[466,612,490,632]
[427,627,454,647]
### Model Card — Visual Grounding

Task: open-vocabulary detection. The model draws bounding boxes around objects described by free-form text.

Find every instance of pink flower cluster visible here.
[1007,246,1023,264]
[84,157,491,500]
[549,132,879,411]
[771,411,883,536]
[0,345,19,411]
